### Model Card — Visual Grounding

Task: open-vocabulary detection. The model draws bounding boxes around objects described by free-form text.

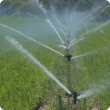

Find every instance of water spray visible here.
[6,37,72,95]
[0,23,65,57]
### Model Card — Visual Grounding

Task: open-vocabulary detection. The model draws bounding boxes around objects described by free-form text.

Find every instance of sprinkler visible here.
[65,55,72,61]
[66,92,78,110]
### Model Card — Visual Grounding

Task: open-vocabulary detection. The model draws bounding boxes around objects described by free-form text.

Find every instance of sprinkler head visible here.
[73,92,77,104]
[65,55,72,61]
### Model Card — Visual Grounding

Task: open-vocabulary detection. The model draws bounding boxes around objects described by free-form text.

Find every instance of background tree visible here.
[0,0,110,21]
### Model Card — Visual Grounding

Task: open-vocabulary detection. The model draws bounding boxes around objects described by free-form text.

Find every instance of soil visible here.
[38,105,48,110]
[38,98,100,110]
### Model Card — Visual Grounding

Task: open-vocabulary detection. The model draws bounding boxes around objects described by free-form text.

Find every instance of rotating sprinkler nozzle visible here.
[65,55,72,61]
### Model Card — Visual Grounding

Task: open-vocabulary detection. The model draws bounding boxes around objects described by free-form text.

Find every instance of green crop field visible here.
[0,16,110,110]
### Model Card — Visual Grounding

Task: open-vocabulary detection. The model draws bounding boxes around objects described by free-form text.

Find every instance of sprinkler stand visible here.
[65,49,72,110]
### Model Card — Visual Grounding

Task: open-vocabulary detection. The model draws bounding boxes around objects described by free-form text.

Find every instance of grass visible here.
[0,16,110,110]
[0,38,49,109]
